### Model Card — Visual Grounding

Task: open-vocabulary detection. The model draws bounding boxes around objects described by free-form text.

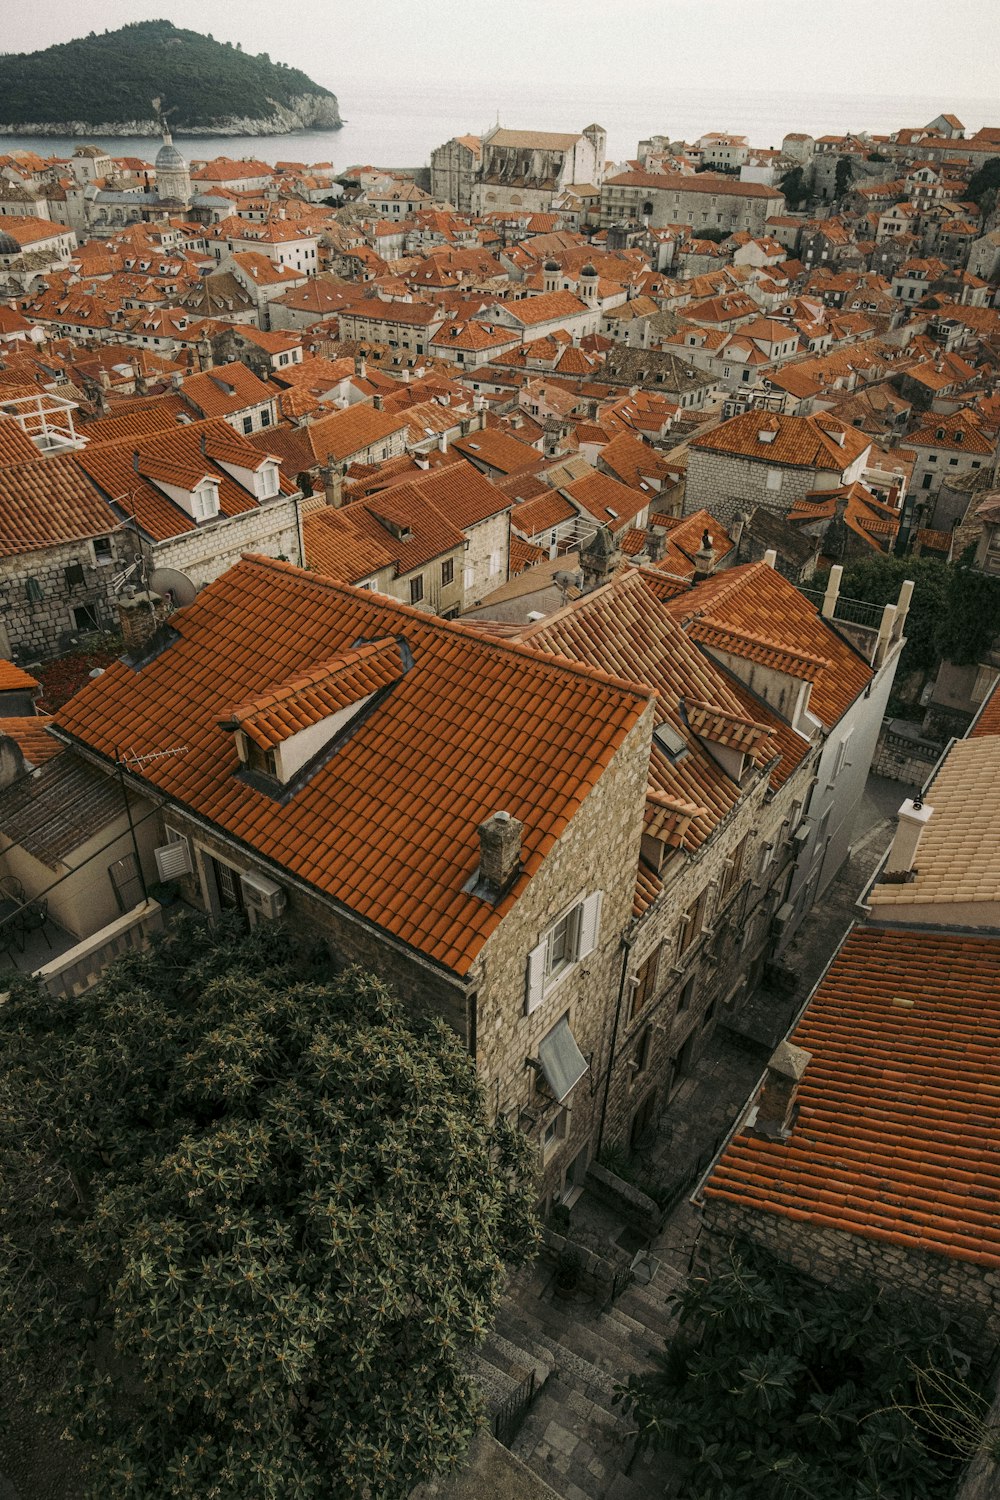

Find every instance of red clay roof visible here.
[0,715,59,765]
[970,680,1000,740]
[56,557,651,974]
[690,410,871,471]
[518,570,778,853]
[225,640,406,750]
[667,563,873,729]
[0,661,39,693]
[704,927,1000,1269]
[0,456,120,556]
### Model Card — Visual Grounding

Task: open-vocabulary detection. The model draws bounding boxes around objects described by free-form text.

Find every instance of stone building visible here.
[685,410,872,524]
[471,125,607,216]
[0,422,129,661]
[430,135,482,212]
[600,171,784,236]
[38,555,655,1207]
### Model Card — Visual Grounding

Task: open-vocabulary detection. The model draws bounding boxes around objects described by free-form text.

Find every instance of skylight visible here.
[653,721,689,761]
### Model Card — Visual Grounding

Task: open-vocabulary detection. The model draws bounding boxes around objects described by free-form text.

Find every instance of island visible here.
[0,19,342,136]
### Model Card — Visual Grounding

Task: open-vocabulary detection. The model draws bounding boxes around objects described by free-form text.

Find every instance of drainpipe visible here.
[596,932,634,1157]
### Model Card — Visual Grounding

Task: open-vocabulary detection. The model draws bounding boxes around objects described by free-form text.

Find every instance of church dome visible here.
[155,138,186,172]
[543,257,560,273]
[581,262,598,277]
[0,230,20,256]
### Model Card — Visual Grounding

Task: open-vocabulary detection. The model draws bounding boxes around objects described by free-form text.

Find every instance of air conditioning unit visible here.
[240,870,287,922]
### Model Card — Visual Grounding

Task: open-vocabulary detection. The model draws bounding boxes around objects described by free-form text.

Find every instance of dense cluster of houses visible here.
[0,107,997,1305]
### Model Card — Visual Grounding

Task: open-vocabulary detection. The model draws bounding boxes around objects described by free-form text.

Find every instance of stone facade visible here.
[130,701,655,1206]
[150,495,305,589]
[702,1196,1000,1354]
[462,508,511,608]
[0,529,132,660]
[685,446,868,524]
[600,175,783,236]
[430,137,479,214]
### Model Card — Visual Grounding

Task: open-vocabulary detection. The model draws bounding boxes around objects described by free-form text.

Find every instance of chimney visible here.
[439,430,448,454]
[477,810,523,897]
[118,590,171,653]
[883,796,933,880]
[752,1040,811,1139]
[323,453,344,508]
[645,525,666,562]
[821,562,842,618]
[373,394,383,411]
[763,548,777,568]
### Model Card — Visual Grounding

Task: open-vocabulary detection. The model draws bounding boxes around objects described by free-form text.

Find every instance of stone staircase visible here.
[462,1251,685,1499]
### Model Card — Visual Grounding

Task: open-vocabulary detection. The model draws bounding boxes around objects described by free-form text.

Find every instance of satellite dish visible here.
[148,567,197,608]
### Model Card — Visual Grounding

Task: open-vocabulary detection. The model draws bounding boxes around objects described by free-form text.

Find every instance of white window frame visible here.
[525,891,602,1014]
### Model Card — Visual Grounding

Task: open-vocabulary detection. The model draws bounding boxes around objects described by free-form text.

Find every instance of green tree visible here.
[839,554,1000,675]
[835,154,856,199]
[0,916,538,1499]
[966,156,1000,206]
[779,164,808,208]
[617,1241,990,1500]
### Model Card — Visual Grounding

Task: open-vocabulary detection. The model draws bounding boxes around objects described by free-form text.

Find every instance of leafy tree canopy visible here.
[617,1241,991,1500]
[966,156,1000,206]
[839,553,1000,674]
[0,916,538,1499]
[779,165,808,208]
[0,20,338,130]
[835,154,856,199]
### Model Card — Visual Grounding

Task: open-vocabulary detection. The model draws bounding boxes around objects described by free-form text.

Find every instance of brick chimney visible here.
[478,810,523,898]
[693,529,716,577]
[322,457,344,508]
[752,1040,811,1139]
[883,796,933,880]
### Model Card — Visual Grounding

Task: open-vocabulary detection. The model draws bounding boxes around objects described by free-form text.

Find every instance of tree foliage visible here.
[835,155,856,199]
[966,156,1000,207]
[0,20,337,129]
[617,1241,990,1500]
[839,553,1000,674]
[779,165,808,208]
[0,915,538,1499]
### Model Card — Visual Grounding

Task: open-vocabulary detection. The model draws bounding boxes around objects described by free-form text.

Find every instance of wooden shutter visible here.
[525,938,547,1015]
[577,891,602,960]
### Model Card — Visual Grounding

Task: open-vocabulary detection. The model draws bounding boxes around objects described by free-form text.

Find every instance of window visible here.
[677,891,705,956]
[463,564,474,590]
[542,1108,568,1155]
[246,740,277,778]
[718,835,748,904]
[766,467,782,491]
[677,974,696,1013]
[832,728,854,778]
[489,549,503,576]
[64,561,87,589]
[93,535,114,564]
[441,557,454,587]
[72,603,100,632]
[409,574,424,605]
[261,408,271,427]
[702,999,717,1030]
[242,415,253,434]
[631,943,661,1020]
[525,892,602,1013]
[632,1026,653,1079]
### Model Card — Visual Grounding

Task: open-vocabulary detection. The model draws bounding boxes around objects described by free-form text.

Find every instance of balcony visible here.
[1,900,164,1000]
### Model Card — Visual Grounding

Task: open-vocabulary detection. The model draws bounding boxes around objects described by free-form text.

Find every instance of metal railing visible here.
[492,1368,536,1448]
[797,586,885,629]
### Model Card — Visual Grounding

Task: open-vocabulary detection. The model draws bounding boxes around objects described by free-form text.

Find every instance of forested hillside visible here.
[0,20,341,132]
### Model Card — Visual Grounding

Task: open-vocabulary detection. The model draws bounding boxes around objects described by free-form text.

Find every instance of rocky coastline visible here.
[0,92,342,138]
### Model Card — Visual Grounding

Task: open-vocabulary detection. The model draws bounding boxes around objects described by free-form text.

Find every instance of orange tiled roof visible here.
[970,681,1000,740]
[55,556,651,974]
[0,456,120,557]
[690,410,871,470]
[704,927,1000,1268]
[0,660,39,693]
[0,715,59,765]
[225,640,405,749]
[518,570,777,854]
[669,563,872,729]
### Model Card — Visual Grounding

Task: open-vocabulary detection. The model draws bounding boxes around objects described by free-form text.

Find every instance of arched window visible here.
[642,201,654,217]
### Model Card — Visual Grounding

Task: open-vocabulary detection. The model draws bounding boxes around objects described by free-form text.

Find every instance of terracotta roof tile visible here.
[704,928,1000,1268]
[225,640,405,749]
[55,557,650,973]
[0,715,60,765]
[0,456,120,556]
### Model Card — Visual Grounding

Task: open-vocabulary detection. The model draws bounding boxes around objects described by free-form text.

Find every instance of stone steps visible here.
[510,1376,636,1499]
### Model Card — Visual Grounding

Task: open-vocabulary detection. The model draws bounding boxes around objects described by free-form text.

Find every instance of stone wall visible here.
[151,495,304,587]
[872,719,944,785]
[685,448,826,523]
[702,1196,1000,1355]
[463,510,511,608]
[1,531,133,661]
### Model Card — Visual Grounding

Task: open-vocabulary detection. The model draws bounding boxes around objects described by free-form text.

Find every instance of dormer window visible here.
[193,481,220,521]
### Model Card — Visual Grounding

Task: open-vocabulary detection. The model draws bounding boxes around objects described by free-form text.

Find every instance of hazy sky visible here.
[6,0,1000,95]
